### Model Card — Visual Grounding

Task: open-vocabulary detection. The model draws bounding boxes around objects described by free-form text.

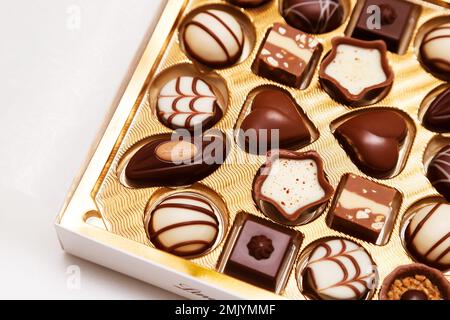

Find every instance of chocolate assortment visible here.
[89,0,450,300]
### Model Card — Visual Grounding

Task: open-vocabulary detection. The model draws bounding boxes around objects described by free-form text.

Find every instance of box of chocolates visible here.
[56,0,450,300]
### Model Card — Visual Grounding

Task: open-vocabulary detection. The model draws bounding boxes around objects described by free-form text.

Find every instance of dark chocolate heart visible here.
[423,87,450,133]
[334,109,408,178]
[123,131,229,188]
[238,88,311,154]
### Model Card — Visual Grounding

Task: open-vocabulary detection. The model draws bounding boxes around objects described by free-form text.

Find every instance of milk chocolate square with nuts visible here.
[252,23,322,88]
[328,174,402,245]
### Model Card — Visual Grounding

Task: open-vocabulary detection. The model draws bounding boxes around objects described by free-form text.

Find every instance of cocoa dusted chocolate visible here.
[156,76,223,131]
[427,145,450,201]
[281,0,345,34]
[328,174,401,245]
[222,212,302,292]
[379,263,450,300]
[147,192,220,257]
[405,202,450,270]
[419,22,450,81]
[423,87,450,133]
[227,0,271,8]
[252,150,334,225]
[181,8,244,68]
[252,23,322,88]
[333,109,408,179]
[237,88,312,155]
[350,0,421,53]
[302,238,377,300]
[122,131,229,188]
[319,37,394,106]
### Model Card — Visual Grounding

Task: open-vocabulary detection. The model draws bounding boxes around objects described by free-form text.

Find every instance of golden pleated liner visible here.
[92,0,450,299]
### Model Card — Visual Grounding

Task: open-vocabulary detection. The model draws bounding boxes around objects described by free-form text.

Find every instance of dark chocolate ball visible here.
[281,0,344,34]
[427,145,450,201]
[400,290,428,300]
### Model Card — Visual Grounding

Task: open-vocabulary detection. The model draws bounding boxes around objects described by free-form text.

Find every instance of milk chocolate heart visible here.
[334,109,408,178]
[423,87,450,133]
[238,88,311,155]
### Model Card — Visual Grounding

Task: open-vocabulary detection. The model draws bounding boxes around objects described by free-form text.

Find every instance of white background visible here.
[0,0,180,299]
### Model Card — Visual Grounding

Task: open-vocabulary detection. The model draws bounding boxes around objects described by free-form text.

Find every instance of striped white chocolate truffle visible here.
[406,203,450,270]
[157,76,221,130]
[420,23,450,76]
[303,238,376,300]
[148,193,219,257]
[182,9,244,68]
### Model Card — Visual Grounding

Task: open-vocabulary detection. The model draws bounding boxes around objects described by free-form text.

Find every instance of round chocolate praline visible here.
[281,0,345,34]
[181,8,245,68]
[156,76,223,131]
[227,0,271,8]
[405,202,450,271]
[427,145,450,202]
[147,193,220,257]
[379,263,450,300]
[419,21,450,81]
[422,87,450,133]
[301,238,376,300]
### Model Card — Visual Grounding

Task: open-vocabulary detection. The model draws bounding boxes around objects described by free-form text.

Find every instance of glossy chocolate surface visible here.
[238,88,312,155]
[351,0,420,53]
[123,132,229,188]
[148,193,219,257]
[223,213,302,292]
[253,150,334,225]
[427,145,450,202]
[281,0,344,34]
[328,174,401,244]
[405,202,450,271]
[423,88,450,133]
[420,22,450,81]
[252,23,322,88]
[319,37,394,106]
[334,109,408,178]
[182,9,244,68]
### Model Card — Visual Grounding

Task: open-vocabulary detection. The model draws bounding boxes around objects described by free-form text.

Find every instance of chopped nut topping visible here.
[387,275,442,300]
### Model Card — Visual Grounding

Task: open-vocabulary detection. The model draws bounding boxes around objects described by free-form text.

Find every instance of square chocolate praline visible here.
[222,213,302,293]
[350,0,421,54]
[327,174,402,245]
[252,23,322,88]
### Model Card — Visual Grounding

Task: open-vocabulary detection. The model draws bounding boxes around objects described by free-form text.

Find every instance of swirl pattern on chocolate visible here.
[282,0,344,34]
[247,235,274,260]
[148,193,219,257]
[427,145,450,201]
[303,238,376,300]
[157,76,222,131]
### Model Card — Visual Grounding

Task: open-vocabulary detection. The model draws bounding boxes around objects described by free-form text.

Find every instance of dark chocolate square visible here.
[222,213,302,292]
[328,174,402,245]
[351,0,420,53]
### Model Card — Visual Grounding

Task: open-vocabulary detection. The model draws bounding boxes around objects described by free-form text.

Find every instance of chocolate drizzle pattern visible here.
[405,203,450,270]
[427,145,450,201]
[420,23,450,78]
[148,194,219,257]
[282,0,344,34]
[183,9,244,68]
[157,76,221,130]
[303,238,375,300]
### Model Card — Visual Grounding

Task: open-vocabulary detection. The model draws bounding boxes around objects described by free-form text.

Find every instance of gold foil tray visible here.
[58,0,450,299]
